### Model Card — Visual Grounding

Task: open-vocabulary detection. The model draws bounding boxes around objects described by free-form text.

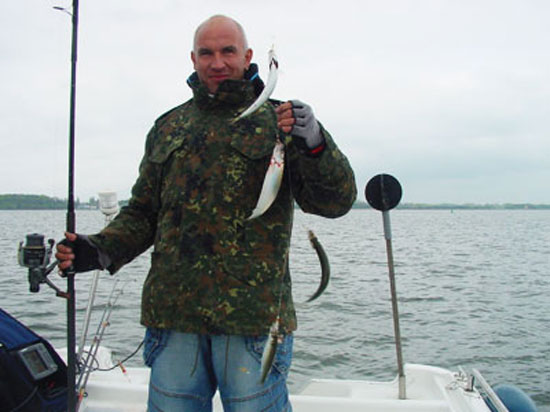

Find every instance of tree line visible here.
[1,194,549,210]
[0,194,74,210]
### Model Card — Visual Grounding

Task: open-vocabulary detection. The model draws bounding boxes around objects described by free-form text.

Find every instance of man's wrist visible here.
[291,134,326,157]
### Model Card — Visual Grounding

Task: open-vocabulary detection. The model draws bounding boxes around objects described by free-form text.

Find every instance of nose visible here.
[211,52,225,70]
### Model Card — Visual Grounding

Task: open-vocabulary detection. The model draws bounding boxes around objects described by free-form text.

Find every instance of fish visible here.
[247,141,285,220]
[234,47,279,122]
[306,230,330,302]
[260,316,281,384]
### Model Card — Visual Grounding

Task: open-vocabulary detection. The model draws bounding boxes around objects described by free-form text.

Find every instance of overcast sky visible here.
[2,0,549,204]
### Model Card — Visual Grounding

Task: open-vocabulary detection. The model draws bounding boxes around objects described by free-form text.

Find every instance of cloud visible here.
[2,0,550,203]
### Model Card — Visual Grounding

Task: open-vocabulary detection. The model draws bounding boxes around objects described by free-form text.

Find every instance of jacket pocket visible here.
[221,135,276,211]
[230,132,276,161]
[149,134,187,165]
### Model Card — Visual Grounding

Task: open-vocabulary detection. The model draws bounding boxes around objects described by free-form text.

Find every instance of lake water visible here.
[1,208,548,410]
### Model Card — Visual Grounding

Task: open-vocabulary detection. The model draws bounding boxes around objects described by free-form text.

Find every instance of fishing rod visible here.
[365,173,406,400]
[76,279,126,404]
[17,2,81,409]
[21,0,81,408]
[77,192,119,365]
[64,1,80,410]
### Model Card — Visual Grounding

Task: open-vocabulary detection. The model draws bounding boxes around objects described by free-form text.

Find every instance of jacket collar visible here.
[186,64,265,110]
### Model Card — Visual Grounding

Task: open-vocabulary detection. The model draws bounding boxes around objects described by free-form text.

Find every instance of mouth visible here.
[210,74,229,83]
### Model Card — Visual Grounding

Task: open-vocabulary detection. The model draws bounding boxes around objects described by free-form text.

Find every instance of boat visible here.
[4,175,538,412]
[72,176,538,412]
[56,346,511,412]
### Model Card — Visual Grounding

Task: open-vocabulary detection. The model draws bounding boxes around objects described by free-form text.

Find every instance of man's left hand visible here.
[275,101,295,134]
[275,100,324,149]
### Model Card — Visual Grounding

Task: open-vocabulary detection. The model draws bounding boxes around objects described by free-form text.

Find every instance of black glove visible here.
[290,100,324,149]
[59,234,103,273]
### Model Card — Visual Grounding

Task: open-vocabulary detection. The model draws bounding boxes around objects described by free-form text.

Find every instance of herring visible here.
[247,141,285,220]
[234,47,278,122]
[259,316,281,383]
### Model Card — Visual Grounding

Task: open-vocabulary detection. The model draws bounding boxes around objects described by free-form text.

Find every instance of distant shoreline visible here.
[1,194,550,210]
[353,202,550,210]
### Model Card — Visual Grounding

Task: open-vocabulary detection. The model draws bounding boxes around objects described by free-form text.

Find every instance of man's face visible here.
[191,18,253,94]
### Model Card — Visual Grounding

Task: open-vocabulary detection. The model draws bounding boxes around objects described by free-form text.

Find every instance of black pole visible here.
[66,1,79,411]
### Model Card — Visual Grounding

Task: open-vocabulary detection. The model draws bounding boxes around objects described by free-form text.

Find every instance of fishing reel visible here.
[18,233,58,293]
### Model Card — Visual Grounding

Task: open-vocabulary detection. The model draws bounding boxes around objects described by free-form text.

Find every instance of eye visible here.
[222,46,237,55]
[198,48,213,57]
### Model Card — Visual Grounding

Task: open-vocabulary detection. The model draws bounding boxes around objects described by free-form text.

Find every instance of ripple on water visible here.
[2,209,549,410]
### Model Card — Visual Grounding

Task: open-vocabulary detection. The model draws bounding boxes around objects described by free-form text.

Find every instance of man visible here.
[57,15,356,412]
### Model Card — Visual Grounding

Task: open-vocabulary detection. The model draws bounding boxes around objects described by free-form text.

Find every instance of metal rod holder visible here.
[365,174,406,400]
[383,211,406,399]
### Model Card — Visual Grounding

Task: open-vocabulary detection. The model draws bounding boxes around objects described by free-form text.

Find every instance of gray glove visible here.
[290,100,324,149]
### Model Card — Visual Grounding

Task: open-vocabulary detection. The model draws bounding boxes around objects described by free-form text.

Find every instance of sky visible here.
[2,0,549,204]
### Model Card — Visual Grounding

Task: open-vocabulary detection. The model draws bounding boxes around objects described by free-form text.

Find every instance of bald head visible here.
[193,15,249,53]
[190,15,253,93]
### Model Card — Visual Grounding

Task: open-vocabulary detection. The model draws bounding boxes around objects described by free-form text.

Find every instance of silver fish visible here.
[247,141,285,220]
[234,47,278,122]
[260,317,281,384]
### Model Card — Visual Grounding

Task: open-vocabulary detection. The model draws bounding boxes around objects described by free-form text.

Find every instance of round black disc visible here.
[365,174,402,211]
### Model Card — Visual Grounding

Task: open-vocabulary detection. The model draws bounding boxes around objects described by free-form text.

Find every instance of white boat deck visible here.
[78,359,491,412]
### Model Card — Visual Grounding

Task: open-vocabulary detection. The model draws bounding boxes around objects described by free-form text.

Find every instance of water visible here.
[1,209,548,410]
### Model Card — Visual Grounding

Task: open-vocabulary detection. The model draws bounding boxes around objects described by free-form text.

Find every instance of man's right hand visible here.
[56,232,77,271]
[55,232,103,273]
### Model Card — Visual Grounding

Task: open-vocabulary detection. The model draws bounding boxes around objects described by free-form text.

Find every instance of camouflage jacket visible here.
[90,71,357,335]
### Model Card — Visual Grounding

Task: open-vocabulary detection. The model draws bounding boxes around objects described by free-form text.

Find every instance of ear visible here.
[244,48,253,69]
[191,51,197,68]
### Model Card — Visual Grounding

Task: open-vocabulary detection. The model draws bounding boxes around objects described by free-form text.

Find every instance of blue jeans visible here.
[143,329,293,412]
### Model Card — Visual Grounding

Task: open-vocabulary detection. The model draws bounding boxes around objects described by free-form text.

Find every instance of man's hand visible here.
[275,101,295,134]
[275,100,324,149]
[56,232,77,272]
[55,232,103,274]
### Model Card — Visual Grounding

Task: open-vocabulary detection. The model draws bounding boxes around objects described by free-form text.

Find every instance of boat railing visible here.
[471,369,510,412]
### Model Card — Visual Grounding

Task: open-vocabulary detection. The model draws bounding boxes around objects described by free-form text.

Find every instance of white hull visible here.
[75,348,492,412]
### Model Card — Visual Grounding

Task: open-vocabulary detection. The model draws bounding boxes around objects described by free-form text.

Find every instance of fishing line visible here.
[76,278,134,396]
[284,144,329,305]
[76,280,121,388]
[95,339,145,372]
[77,199,118,364]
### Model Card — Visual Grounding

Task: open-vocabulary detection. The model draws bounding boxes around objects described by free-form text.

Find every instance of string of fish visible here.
[235,46,331,383]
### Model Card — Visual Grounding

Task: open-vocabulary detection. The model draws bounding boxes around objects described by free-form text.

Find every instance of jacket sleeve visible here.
[286,123,357,218]
[89,126,161,274]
